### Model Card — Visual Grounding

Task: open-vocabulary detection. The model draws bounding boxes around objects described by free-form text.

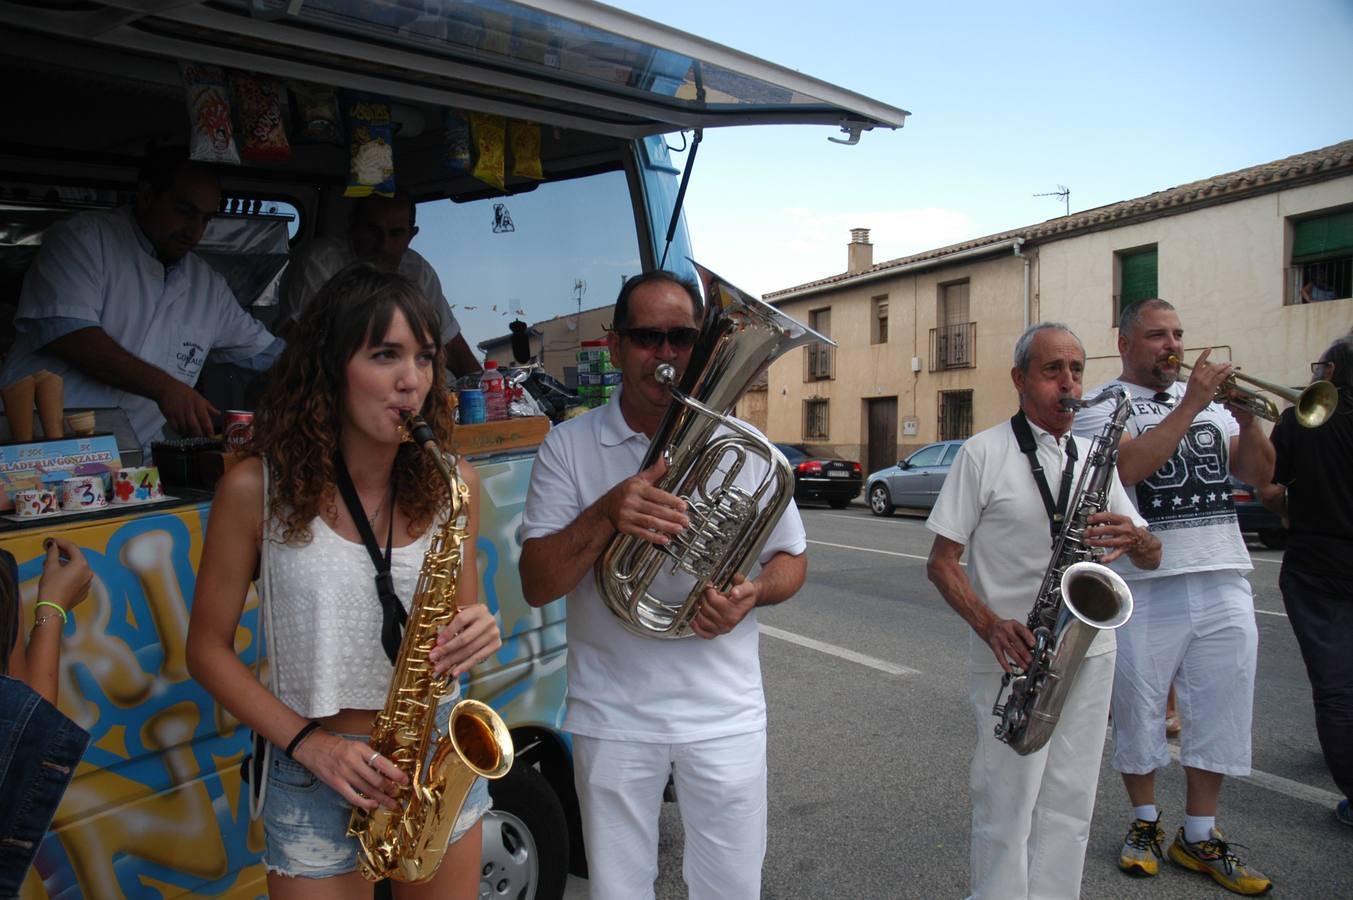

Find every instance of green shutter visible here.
[1120,248,1158,306]
[1292,211,1353,262]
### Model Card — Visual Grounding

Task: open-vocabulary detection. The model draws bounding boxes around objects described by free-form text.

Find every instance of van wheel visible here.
[483,763,570,900]
[869,484,894,517]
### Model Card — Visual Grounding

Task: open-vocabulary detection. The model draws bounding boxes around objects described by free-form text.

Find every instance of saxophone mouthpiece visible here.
[400,411,438,450]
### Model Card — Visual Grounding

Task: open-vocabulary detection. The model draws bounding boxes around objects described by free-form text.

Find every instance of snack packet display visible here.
[230,72,291,162]
[290,81,343,145]
[180,62,240,165]
[510,120,544,180]
[469,112,506,191]
[343,93,396,198]
[443,109,472,174]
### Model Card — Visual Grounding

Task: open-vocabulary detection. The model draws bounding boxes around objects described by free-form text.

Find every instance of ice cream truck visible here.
[0,2,905,897]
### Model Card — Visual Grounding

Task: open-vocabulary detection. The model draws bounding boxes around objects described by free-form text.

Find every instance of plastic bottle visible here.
[480,360,508,421]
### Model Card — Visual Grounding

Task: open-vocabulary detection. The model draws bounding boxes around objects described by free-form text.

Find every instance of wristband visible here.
[34,600,69,625]
[285,720,324,759]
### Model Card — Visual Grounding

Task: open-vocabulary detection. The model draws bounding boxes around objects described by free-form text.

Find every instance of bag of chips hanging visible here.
[230,72,291,162]
[469,112,506,191]
[510,120,543,180]
[444,109,472,175]
[290,81,343,145]
[343,93,396,198]
[180,62,240,165]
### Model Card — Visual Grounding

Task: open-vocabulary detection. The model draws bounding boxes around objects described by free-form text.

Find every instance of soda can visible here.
[458,389,486,424]
[223,410,254,451]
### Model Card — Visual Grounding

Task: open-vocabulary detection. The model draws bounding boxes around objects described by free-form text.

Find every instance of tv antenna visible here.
[1034,185,1070,217]
[573,278,587,322]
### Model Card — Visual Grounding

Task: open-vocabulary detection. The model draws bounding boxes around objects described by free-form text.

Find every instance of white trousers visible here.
[968,651,1114,900]
[1112,569,1258,776]
[572,730,768,900]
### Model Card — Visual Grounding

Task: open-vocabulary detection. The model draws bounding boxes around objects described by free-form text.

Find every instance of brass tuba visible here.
[597,263,831,638]
[1168,354,1337,428]
[347,414,513,883]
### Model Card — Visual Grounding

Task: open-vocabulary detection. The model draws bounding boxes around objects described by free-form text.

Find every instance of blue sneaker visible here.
[1337,799,1353,828]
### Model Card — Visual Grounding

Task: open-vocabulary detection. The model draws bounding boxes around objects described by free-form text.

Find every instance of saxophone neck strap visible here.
[334,449,405,665]
[1010,410,1078,541]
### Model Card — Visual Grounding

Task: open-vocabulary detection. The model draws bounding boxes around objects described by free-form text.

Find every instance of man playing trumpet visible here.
[1074,298,1274,895]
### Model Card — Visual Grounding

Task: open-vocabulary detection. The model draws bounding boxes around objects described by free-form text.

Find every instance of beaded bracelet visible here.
[285,720,324,759]
[33,601,68,627]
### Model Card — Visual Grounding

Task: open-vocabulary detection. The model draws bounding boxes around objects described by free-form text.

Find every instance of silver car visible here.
[866,439,965,516]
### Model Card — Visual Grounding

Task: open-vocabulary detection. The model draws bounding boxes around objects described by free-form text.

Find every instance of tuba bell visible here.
[597,263,831,638]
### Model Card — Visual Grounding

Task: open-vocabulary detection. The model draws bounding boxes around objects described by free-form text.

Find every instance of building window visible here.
[929,280,974,370]
[804,307,834,381]
[803,398,829,440]
[937,390,973,440]
[1115,245,1158,322]
[871,295,888,344]
[1287,209,1352,305]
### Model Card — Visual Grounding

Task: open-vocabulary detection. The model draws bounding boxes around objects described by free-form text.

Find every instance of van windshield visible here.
[414,168,641,363]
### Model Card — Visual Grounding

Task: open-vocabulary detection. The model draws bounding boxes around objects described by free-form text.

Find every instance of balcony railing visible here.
[929,322,976,371]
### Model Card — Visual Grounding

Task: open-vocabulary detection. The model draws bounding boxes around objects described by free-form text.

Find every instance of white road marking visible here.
[759,624,921,675]
[806,539,936,563]
[1168,744,1341,807]
[1247,555,1283,566]
[1253,608,1288,618]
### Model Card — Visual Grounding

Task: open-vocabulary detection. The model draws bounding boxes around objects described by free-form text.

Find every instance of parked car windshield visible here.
[776,444,812,463]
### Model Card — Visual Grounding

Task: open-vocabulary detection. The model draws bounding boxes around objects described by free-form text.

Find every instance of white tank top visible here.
[262,512,460,718]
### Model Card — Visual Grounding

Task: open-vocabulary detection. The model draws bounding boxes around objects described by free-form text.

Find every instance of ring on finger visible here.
[367,750,380,768]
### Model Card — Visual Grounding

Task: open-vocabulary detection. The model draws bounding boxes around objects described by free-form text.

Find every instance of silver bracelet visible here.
[32,611,64,629]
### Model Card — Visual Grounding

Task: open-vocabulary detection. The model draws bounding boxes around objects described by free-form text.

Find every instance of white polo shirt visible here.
[926,417,1147,672]
[520,388,807,743]
[1,207,278,450]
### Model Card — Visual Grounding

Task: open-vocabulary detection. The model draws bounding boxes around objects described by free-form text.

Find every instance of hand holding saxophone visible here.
[599,457,689,545]
[292,729,409,812]
[1082,511,1152,564]
[429,603,503,678]
[982,618,1036,673]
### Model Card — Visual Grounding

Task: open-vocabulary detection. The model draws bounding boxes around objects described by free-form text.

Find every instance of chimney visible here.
[848,227,873,274]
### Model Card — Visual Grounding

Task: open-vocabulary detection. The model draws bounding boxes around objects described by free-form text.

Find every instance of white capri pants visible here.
[967,651,1114,900]
[572,730,768,900]
[1112,569,1258,776]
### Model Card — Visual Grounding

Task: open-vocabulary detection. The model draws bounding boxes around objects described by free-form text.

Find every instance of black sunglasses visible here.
[619,327,700,350]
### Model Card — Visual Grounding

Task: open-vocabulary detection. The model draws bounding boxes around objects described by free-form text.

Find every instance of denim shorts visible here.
[262,703,494,879]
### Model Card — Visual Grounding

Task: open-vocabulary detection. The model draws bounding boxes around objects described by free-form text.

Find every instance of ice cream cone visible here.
[2,374,35,442]
[34,370,64,439]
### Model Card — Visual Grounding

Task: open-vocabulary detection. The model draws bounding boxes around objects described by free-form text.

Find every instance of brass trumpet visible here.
[1168,355,1337,428]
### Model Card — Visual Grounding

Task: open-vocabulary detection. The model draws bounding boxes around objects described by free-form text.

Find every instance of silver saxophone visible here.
[597,262,831,638]
[992,386,1135,755]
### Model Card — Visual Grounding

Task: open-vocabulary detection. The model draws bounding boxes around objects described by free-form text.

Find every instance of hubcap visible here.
[480,809,539,899]
[870,486,888,513]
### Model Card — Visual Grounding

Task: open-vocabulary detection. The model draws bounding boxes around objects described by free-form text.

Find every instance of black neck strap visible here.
[333,449,404,665]
[1010,411,1078,540]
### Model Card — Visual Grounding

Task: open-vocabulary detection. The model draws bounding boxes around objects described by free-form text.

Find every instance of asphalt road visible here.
[564,502,1351,899]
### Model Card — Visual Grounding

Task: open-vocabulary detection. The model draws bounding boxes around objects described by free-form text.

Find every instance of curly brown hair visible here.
[250,264,457,544]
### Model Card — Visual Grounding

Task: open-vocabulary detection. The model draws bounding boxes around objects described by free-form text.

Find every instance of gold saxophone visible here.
[347,413,513,883]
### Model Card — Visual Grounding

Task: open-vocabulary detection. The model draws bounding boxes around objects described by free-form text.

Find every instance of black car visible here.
[1230,476,1286,549]
[774,443,863,509]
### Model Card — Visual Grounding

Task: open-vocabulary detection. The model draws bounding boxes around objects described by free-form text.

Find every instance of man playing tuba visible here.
[927,322,1159,900]
[518,271,808,900]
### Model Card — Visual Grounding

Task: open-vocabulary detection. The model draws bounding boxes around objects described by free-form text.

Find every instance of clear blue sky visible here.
[423,0,1353,347]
